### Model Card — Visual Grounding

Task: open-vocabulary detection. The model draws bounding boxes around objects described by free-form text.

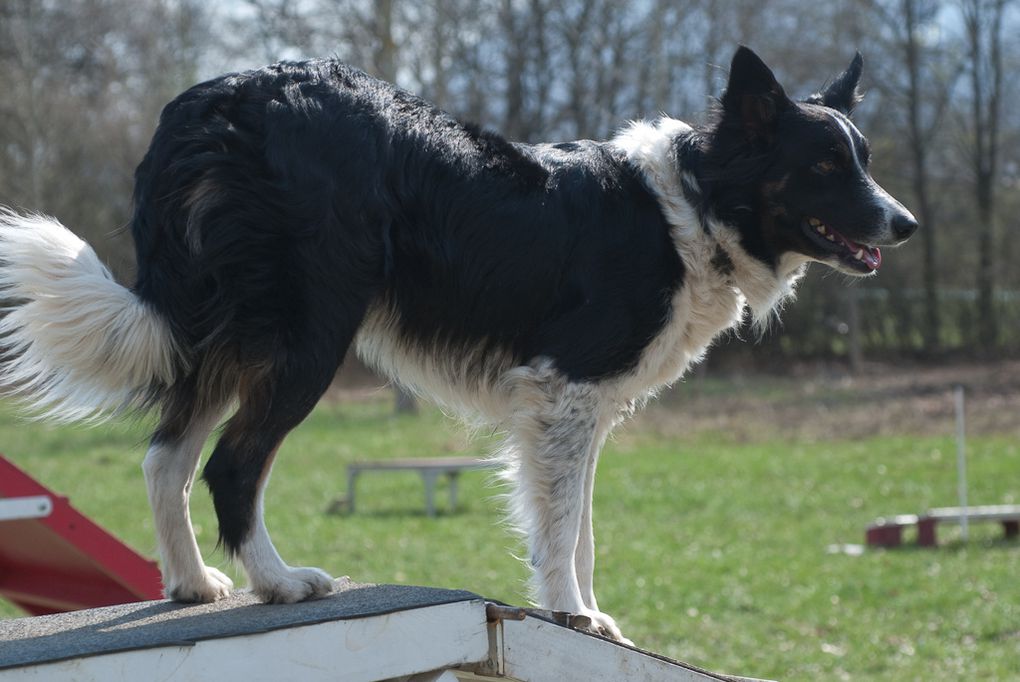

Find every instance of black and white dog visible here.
[0,47,915,641]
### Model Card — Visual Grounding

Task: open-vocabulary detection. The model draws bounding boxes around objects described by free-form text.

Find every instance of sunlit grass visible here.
[1,396,1017,680]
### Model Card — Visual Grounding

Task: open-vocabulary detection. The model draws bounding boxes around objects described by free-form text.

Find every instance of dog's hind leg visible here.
[143,402,232,603]
[505,366,626,642]
[202,346,344,604]
[575,447,601,612]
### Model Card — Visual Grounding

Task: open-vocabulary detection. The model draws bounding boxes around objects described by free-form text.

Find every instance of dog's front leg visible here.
[506,376,629,643]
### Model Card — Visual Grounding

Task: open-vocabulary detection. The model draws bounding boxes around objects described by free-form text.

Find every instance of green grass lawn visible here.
[1,395,1018,680]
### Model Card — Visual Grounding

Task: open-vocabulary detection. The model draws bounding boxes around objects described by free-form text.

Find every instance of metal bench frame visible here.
[346,457,496,517]
[866,505,1020,548]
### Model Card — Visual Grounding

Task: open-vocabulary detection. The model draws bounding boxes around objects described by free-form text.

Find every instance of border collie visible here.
[0,47,915,642]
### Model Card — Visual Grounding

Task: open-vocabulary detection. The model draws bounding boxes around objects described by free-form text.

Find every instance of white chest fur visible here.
[607,117,805,402]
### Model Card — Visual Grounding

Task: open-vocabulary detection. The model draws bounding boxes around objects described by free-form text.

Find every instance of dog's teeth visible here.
[854,248,864,260]
[826,234,836,241]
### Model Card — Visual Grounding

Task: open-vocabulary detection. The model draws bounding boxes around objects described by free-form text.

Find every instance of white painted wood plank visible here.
[499,618,736,682]
[0,600,490,682]
[927,505,1020,522]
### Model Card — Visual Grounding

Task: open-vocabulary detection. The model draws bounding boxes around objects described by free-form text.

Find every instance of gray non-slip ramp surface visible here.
[0,580,481,669]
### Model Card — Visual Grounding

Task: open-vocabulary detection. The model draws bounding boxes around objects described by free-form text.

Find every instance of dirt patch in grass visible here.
[636,361,1020,443]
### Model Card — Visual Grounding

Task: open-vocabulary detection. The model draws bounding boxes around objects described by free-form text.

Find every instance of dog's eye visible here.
[812,160,837,175]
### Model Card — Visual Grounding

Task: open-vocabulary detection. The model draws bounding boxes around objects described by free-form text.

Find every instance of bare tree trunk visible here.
[529,0,551,136]
[963,0,1007,353]
[558,0,594,138]
[428,1,449,107]
[501,0,527,138]
[703,2,722,97]
[636,1,666,115]
[902,0,940,353]
[372,0,397,82]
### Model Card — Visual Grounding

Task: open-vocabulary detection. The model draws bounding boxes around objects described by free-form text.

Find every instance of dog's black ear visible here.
[806,52,864,114]
[721,46,792,141]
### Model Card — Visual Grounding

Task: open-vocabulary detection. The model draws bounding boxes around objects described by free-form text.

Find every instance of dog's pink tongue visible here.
[840,233,882,271]
[862,247,881,270]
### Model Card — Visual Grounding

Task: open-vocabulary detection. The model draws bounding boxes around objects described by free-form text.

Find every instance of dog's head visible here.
[704,46,917,276]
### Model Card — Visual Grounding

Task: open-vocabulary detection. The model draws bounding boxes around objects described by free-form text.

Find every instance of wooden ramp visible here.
[0,455,163,614]
[0,580,770,681]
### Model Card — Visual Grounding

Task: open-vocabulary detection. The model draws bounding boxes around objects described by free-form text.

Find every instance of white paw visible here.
[165,565,234,603]
[251,566,335,604]
[575,608,633,646]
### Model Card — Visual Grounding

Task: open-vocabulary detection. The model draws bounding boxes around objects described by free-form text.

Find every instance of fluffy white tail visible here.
[0,209,181,422]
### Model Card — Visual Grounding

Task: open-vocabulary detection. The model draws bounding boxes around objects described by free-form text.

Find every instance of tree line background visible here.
[0,0,1017,371]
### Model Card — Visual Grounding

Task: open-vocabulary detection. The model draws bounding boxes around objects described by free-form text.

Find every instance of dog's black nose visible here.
[891,212,918,241]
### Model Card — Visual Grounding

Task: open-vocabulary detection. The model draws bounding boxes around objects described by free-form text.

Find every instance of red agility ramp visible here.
[0,455,163,615]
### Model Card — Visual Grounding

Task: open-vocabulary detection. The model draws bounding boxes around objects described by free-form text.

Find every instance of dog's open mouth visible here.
[802,217,881,273]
